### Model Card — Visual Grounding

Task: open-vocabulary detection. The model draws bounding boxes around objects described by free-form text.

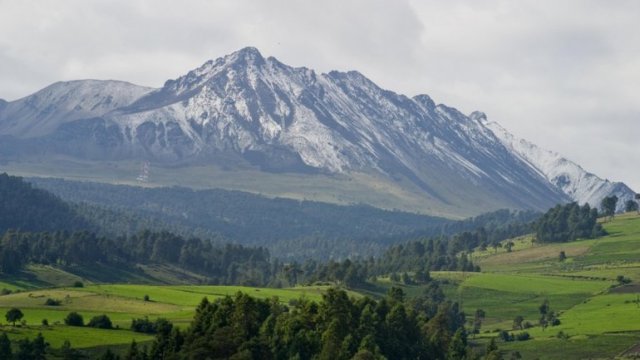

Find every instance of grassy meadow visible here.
[1,212,639,358]
[0,283,336,350]
[443,212,640,358]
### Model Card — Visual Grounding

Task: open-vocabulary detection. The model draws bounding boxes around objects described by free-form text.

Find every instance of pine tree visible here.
[0,332,12,359]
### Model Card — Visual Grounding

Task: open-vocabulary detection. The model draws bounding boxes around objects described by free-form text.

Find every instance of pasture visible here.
[0,284,335,350]
[464,213,640,358]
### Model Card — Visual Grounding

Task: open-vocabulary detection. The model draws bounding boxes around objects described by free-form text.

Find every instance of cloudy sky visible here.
[1,0,638,190]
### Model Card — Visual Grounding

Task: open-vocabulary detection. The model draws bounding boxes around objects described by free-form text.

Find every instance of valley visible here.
[1,212,639,358]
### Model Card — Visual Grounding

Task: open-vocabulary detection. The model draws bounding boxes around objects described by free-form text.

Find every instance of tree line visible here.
[28,176,541,260]
[116,286,487,360]
[0,227,480,289]
[534,202,604,243]
[0,173,90,234]
[0,230,273,286]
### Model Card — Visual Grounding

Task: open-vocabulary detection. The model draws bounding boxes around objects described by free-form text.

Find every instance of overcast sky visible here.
[1,0,638,190]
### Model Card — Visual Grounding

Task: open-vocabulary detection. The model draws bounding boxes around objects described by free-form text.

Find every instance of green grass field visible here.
[0,283,344,351]
[1,213,639,358]
[462,212,640,359]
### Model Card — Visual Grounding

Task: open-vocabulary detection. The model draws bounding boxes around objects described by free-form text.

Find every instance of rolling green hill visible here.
[432,212,640,359]
[0,283,340,357]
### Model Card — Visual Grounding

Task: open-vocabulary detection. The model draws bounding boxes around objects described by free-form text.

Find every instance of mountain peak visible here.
[233,46,263,57]
[469,111,488,123]
[225,46,266,66]
[413,94,436,110]
[1,47,615,217]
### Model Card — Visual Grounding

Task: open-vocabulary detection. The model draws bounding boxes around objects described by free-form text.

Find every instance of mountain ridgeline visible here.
[0,47,633,217]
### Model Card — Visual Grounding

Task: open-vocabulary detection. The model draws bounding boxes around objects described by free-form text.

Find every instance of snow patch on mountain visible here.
[0,80,153,138]
[478,112,636,211]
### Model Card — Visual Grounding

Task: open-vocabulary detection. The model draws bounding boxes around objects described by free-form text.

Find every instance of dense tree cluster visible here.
[30,177,542,260]
[534,202,604,243]
[30,177,450,259]
[0,173,89,234]
[600,196,618,220]
[626,199,639,213]
[437,209,539,241]
[0,332,48,360]
[377,235,479,274]
[131,317,173,334]
[0,230,273,285]
[274,231,484,289]
[120,287,471,360]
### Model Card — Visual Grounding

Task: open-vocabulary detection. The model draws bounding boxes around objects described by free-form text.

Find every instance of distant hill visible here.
[0,173,89,233]
[28,177,451,259]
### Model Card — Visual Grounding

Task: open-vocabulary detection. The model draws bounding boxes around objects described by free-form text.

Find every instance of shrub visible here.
[558,251,567,261]
[616,275,632,284]
[514,332,531,341]
[130,317,171,334]
[499,330,513,342]
[131,317,155,333]
[64,312,84,326]
[72,281,84,288]
[88,314,113,329]
[44,298,61,306]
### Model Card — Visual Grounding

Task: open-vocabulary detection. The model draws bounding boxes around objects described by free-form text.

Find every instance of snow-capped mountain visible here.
[0,47,630,216]
[478,112,636,212]
[0,80,153,138]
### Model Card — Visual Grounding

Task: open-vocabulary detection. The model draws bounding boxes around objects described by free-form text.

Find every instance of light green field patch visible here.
[526,293,640,336]
[76,285,212,306]
[431,271,479,283]
[444,286,590,325]
[25,264,87,287]
[0,281,25,291]
[1,326,153,349]
[576,214,640,266]
[0,289,181,314]
[170,285,329,302]
[476,239,597,273]
[80,284,329,307]
[0,307,143,327]
[497,333,640,360]
[568,263,640,282]
[461,273,610,295]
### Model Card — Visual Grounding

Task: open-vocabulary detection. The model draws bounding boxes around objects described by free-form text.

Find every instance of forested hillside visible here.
[30,177,540,259]
[0,230,274,285]
[0,173,89,233]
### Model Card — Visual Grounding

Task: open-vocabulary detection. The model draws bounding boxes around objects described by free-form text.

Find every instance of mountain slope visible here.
[478,112,635,212]
[0,173,90,233]
[0,80,153,138]
[0,47,602,216]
